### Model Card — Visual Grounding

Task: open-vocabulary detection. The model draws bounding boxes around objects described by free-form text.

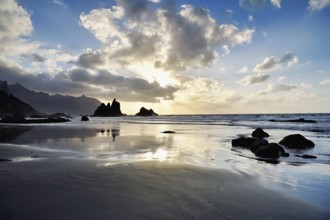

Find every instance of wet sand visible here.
[0,155,329,220]
[0,123,329,220]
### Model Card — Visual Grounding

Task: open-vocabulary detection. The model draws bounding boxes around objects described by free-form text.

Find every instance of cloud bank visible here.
[79,1,254,72]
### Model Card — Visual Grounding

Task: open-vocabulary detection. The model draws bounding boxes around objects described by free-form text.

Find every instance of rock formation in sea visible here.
[252,128,269,138]
[93,98,124,117]
[279,134,315,149]
[135,107,158,116]
[254,143,287,159]
[232,128,290,159]
[81,116,89,121]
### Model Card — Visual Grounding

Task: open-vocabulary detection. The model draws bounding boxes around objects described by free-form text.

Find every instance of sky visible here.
[0,0,330,114]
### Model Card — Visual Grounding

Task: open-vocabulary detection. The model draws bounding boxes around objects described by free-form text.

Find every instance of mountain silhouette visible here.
[3,81,101,115]
[0,82,39,117]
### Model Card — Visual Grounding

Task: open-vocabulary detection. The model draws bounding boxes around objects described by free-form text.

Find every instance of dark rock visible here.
[251,128,269,138]
[279,134,315,149]
[31,155,38,158]
[310,129,325,133]
[295,154,317,159]
[94,98,124,117]
[269,118,317,123]
[0,158,11,162]
[232,137,258,149]
[135,107,158,116]
[281,152,290,157]
[255,143,285,159]
[162,131,176,134]
[250,139,269,153]
[81,115,89,121]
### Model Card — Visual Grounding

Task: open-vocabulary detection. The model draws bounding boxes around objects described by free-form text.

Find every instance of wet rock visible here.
[0,158,11,162]
[250,139,269,153]
[251,128,269,138]
[81,115,89,121]
[232,137,258,149]
[279,134,315,149]
[255,143,285,159]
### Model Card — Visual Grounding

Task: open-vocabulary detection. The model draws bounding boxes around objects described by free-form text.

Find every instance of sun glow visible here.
[130,62,177,87]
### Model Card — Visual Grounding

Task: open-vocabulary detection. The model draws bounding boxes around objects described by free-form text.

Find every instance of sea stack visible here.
[93,98,124,117]
[135,107,158,116]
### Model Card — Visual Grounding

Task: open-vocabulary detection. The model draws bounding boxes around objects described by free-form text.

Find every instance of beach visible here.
[1,114,330,219]
[1,158,328,220]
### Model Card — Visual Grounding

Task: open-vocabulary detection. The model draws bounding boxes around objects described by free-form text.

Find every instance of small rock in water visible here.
[251,128,269,138]
[162,131,175,134]
[295,154,317,159]
[81,115,89,121]
[0,158,11,162]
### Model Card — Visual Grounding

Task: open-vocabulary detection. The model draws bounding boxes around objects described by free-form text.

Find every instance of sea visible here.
[1,113,330,210]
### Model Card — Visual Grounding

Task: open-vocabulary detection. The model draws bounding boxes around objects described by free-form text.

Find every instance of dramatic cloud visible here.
[0,0,36,57]
[237,74,271,85]
[0,0,32,41]
[68,68,178,102]
[79,1,254,73]
[253,52,298,73]
[308,0,330,11]
[320,78,330,85]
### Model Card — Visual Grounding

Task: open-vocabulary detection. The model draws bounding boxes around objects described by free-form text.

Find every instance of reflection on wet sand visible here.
[0,126,32,142]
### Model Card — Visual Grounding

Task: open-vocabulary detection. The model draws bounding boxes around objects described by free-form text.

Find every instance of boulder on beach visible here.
[251,128,269,138]
[135,107,158,116]
[81,115,89,121]
[250,139,269,153]
[279,134,315,149]
[231,137,258,149]
[255,143,286,159]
